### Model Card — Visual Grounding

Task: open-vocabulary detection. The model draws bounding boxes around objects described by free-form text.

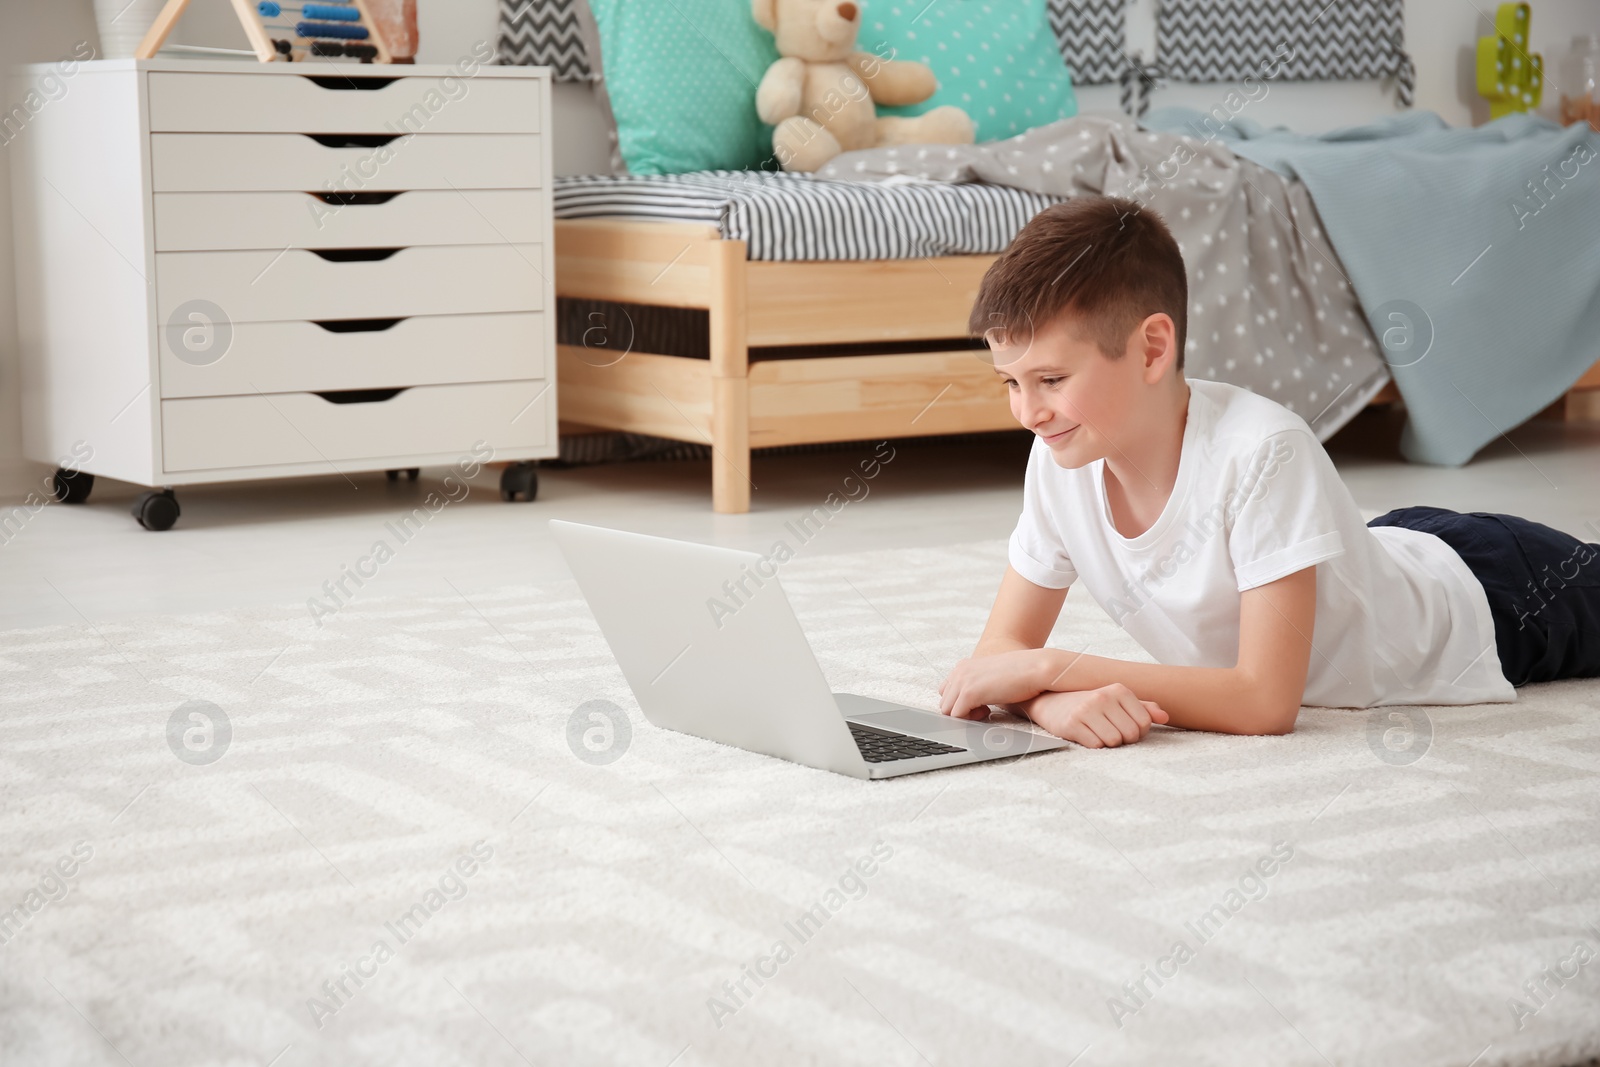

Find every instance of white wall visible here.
[2,0,1596,501]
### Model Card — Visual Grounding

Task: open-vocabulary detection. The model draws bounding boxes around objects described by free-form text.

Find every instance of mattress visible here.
[552,170,1064,261]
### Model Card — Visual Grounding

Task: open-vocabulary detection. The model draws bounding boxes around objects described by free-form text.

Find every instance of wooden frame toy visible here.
[136,0,394,64]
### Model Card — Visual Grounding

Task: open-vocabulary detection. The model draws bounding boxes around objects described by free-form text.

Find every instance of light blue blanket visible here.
[1143,106,1600,467]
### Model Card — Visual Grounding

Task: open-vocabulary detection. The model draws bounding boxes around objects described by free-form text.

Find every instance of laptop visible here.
[549,520,1068,778]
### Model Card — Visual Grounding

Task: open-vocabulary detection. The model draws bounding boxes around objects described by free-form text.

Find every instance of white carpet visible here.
[3,539,1599,1067]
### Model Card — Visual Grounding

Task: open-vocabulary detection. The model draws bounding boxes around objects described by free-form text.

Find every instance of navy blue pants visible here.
[1366,506,1600,687]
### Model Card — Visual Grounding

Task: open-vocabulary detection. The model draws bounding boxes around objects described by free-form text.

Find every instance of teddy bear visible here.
[751,0,976,173]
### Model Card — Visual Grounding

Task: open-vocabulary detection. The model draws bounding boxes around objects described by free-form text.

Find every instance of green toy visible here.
[1476,2,1544,119]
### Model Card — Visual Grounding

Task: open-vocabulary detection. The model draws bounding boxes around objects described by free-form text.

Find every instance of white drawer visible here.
[154,190,545,251]
[147,72,542,134]
[156,245,547,322]
[159,312,548,398]
[161,380,551,472]
[150,133,541,192]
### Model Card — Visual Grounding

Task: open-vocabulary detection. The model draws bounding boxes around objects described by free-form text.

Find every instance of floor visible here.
[3,402,1599,631]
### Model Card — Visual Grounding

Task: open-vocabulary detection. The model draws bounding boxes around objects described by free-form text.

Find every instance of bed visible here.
[551,148,1600,514]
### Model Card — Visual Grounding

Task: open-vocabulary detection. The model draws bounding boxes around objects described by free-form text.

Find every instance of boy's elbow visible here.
[1231,664,1302,735]
[1248,699,1300,736]
[1256,714,1297,736]
[1213,713,1296,736]
[1191,698,1296,735]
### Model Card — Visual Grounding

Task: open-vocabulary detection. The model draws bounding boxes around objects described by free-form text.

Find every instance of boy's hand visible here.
[1027,685,1169,748]
[938,650,1051,718]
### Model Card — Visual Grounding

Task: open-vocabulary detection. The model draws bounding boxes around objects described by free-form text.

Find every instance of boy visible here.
[936,197,1600,748]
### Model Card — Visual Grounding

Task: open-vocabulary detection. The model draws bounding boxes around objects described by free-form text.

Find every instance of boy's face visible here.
[988,310,1177,469]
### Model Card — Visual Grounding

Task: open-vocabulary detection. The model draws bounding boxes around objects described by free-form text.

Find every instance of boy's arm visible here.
[944,565,1317,735]
[948,565,1166,744]
[960,564,1099,719]
[973,564,1069,657]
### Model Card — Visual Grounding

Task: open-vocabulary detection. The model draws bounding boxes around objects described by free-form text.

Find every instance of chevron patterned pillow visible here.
[1048,0,1131,85]
[1156,0,1416,105]
[497,0,591,81]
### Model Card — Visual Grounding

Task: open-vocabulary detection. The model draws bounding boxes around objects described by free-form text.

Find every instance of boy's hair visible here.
[969,196,1188,370]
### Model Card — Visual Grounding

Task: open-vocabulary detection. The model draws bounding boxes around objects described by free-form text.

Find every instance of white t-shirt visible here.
[1008,378,1515,708]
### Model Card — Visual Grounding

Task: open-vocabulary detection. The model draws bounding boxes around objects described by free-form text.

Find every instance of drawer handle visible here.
[310,248,404,262]
[313,318,407,333]
[300,76,401,91]
[310,191,403,206]
[315,388,408,404]
[305,133,399,149]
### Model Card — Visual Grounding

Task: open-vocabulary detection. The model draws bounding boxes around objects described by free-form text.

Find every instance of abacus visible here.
[135,0,394,64]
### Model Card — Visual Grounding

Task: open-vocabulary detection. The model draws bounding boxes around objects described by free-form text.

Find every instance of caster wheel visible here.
[500,462,538,502]
[386,469,400,482]
[51,468,94,504]
[385,468,421,482]
[132,489,180,531]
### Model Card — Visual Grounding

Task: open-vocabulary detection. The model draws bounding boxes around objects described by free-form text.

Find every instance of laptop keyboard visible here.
[849,721,967,763]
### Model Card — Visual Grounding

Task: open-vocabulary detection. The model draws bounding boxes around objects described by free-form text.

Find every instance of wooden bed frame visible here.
[554,218,1600,514]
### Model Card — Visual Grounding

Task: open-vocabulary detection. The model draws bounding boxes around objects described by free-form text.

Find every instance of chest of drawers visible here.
[9,59,556,528]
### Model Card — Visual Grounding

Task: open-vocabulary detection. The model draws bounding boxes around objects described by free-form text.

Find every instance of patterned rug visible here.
[4,539,1598,1067]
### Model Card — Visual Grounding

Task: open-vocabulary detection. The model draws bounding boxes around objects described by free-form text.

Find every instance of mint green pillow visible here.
[860,0,1077,143]
[585,0,779,175]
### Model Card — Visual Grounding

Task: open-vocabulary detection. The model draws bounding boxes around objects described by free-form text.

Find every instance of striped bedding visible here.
[552,171,1064,261]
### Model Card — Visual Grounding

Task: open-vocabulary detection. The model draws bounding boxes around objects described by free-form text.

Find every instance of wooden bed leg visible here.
[710,240,751,513]
[712,377,751,513]
[1569,391,1600,421]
